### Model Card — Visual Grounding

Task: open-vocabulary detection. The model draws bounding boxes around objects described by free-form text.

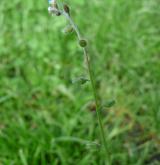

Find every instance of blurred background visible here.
[0,0,160,164]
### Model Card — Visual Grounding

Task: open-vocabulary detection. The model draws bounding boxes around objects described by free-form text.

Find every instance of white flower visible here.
[48,6,57,13]
[48,0,61,16]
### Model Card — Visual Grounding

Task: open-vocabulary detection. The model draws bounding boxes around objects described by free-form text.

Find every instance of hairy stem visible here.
[61,11,111,164]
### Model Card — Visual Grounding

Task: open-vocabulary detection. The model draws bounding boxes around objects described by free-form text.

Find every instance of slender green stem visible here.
[61,11,111,164]
[62,12,81,39]
[83,48,111,164]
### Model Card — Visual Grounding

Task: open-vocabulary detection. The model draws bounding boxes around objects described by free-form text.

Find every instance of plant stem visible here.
[61,11,111,164]
[83,48,111,164]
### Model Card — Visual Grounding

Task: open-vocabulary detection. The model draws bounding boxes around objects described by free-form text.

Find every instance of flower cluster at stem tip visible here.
[48,0,87,48]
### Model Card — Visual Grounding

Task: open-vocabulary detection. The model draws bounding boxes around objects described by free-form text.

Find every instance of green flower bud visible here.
[63,4,70,14]
[62,25,74,34]
[56,11,61,16]
[79,39,87,47]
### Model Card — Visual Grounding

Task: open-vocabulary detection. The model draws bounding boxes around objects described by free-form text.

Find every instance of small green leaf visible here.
[104,99,116,108]
[72,77,90,85]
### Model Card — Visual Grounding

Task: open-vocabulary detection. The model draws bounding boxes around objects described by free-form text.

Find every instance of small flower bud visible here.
[62,25,74,34]
[63,4,70,14]
[55,11,61,16]
[79,39,87,47]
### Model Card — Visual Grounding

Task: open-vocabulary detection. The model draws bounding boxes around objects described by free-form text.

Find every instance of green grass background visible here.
[0,0,160,164]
